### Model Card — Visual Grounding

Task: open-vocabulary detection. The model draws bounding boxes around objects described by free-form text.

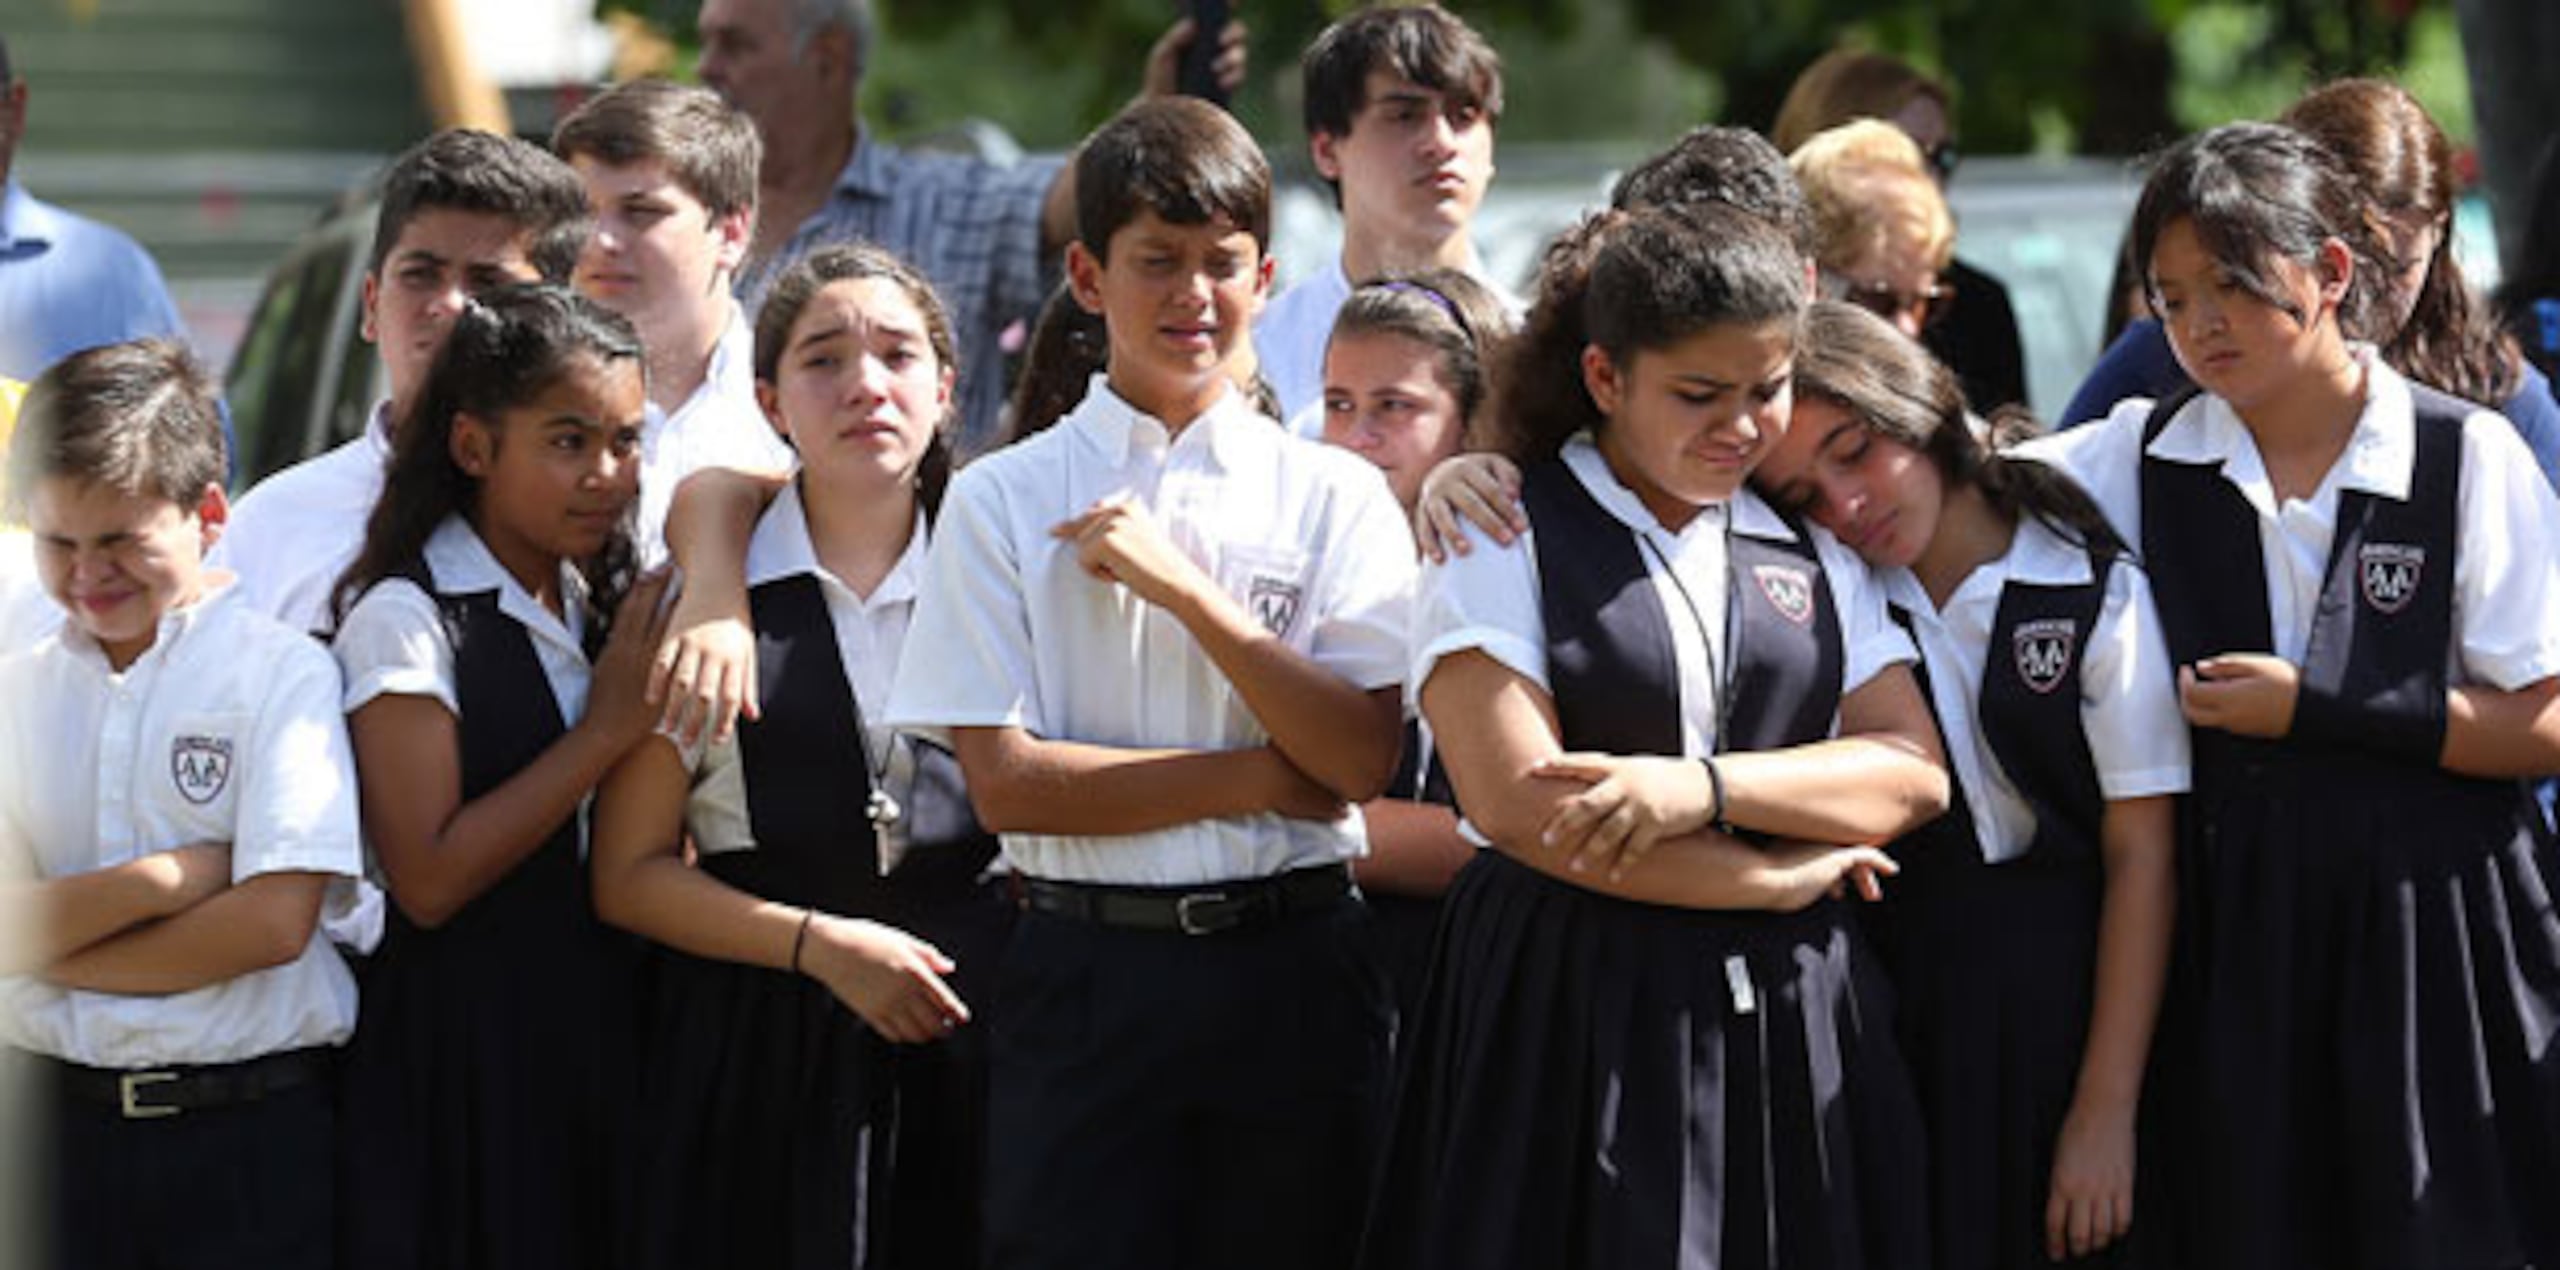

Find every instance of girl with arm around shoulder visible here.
[1360,203,1947,1270]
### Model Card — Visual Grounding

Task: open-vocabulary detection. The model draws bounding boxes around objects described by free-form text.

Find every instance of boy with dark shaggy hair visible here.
[889,97,1413,1270]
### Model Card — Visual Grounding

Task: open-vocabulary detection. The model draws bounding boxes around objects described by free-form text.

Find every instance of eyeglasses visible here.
[1828,274,1956,331]
[1924,142,1961,184]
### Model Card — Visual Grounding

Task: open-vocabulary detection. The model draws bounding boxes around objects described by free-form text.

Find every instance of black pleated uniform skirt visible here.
[337,838,632,1270]
[1861,823,2114,1269]
[618,851,899,1270]
[1360,849,1931,1270]
[2146,745,2560,1270]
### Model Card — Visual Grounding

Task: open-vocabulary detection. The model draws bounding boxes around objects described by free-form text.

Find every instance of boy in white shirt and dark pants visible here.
[887,99,1414,1270]
[0,340,364,1270]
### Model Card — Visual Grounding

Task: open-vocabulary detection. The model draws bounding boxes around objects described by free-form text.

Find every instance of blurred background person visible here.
[694,0,1243,452]
[1790,120,1959,356]
[0,36,186,382]
[1774,48,2028,414]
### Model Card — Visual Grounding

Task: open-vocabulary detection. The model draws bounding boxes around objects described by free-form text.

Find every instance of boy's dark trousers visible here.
[36,1048,334,1270]
[983,869,1391,1270]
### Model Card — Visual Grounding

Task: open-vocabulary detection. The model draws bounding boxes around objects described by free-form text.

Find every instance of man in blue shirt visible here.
[0,36,188,381]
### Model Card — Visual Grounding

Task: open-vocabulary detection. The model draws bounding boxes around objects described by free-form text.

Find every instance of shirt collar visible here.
[0,180,58,252]
[57,577,242,673]
[833,132,898,199]
[645,302,757,436]
[2142,345,2415,502]
[366,398,396,460]
[1558,431,1800,543]
[422,515,587,652]
[743,480,930,608]
[1064,374,1268,470]
[1879,509,2095,622]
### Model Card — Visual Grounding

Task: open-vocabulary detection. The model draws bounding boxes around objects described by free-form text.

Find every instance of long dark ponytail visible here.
[331,283,645,634]
[2280,78,2522,407]
[1790,299,2122,555]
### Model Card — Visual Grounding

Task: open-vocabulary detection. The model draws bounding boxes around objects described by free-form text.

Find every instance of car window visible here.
[327,301,382,451]
[226,243,352,488]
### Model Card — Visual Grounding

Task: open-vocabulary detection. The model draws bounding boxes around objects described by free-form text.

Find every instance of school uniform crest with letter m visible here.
[1247,576,1304,636]
[170,735,235,805]
[1753,565,1816,625]
[2359,543,2425,615]
[2012,618,2079,695]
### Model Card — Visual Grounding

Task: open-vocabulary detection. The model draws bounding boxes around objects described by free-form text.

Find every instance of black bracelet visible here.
[1699,754,1727,826]
[789,908,814,975]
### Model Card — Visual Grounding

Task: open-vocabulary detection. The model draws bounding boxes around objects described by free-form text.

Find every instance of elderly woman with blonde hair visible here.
[1790,119,1957,343]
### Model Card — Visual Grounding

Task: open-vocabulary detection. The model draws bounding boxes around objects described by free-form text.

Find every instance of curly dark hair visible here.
[1492,202,1805,462]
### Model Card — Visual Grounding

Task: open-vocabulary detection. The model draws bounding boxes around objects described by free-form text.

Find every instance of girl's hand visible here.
[1760,842,1898,912]
[802,915,971,1044]
[2045,1095,2137,1261]
[1531,753,1716,880]
[585,568,677,750]
[649,570,759,749]
[1414,453,1526,564]
[2178,654,2298,738]
[1051,497,1211,613]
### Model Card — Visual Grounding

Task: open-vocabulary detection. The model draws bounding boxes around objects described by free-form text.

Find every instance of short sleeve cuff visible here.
[1412,628,1547,709]
[343,667,456,716]
[233,842,365,882]
[2464,650,2560,694]
[2095,765,2192,802]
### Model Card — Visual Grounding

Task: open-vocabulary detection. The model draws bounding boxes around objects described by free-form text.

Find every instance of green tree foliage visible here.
[599,0,2457,157]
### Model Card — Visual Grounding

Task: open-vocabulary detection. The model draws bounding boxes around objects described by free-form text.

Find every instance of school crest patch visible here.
[1754,564,1816,626]
[2358,543,2425,615]
[170,736,234,805]
[2012,618,2079,695]
[1247,575,1304,636]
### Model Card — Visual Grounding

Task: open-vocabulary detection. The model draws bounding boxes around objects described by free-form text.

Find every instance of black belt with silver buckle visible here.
[1017,863,1355,936]
[50,1047,329,1120]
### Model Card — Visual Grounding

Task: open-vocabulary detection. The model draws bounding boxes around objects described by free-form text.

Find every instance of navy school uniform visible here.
[1362,439,1931,1270]
[2025,358,2560,1270]
[1864,517,2187,1270]
[619,487,1005,1270]
[330,520,634,1270]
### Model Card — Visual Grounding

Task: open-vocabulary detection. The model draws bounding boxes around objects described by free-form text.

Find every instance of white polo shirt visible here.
[1412,432,1916,765]
[2019,352,2560,689]
[1881,514,2189,864]
[681,482,926,862]
[885,375,1414,886]
[0,530,57,653]
[332,515,593,728]
[1256,249,1521,433]
[635,304,796,568]
[0,582,364,1069]
[212,400,396,638]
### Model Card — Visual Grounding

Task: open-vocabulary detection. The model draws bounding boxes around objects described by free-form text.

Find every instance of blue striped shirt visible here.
[735,134,1064,455]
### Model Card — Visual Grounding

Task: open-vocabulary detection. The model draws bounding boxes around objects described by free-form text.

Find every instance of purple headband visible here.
[1379,279,1460,319]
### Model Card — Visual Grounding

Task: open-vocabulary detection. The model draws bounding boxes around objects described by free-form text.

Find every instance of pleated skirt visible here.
[1861,829,2113,1269]
[1361,849,1931,1270]
[619,943,892,1270]
[336,844,631,1270]
[2150,748,2560,1270]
